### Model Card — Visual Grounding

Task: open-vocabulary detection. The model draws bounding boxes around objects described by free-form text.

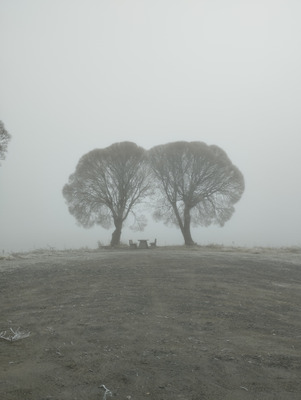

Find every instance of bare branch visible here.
[0,120,12,163]
[0,327,30,342]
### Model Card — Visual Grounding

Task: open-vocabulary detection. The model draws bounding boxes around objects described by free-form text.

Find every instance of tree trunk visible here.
[182,207,195,246]
[110,217,123,246]
[182,226,195,246]
[172,203,195,246]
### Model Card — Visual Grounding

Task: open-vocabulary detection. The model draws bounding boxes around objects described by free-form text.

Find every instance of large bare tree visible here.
[63,142,152,246]
[0,121,11,164]
[148,141,245,245]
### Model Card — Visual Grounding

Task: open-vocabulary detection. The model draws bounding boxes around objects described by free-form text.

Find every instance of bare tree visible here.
[148,141,245,246]
[0,121,12,164]
[63,142,152,246]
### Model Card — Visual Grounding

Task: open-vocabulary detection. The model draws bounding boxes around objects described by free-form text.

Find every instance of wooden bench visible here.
[129,240,137,249]
[150,239,157,248]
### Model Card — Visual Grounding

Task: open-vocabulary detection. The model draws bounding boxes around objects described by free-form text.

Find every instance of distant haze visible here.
[1,0,300,252]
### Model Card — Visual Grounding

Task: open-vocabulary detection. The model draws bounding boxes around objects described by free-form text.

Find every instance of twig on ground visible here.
[100,384,112,400]
[0,327,30,342]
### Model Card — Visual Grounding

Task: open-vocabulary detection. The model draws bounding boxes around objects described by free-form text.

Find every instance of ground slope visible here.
[1,247,300,399]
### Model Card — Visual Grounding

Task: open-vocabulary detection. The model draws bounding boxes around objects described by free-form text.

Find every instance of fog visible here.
[1,0,301,252]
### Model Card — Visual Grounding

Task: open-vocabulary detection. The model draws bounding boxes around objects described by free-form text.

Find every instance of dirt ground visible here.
[0,246,301,400]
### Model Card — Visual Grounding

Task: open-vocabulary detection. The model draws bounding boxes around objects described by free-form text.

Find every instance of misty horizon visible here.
[1,1,301,252]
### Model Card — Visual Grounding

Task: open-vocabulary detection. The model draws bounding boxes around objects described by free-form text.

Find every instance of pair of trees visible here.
[0,121,11,164]
[63,141,244,246]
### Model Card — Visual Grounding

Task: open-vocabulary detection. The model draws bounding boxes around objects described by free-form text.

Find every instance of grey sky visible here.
[1,0,301,251]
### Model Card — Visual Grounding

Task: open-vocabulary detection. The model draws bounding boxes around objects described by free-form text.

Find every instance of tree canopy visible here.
[148,141,245,245]
[0,121,12,164]
[62,142,152,246]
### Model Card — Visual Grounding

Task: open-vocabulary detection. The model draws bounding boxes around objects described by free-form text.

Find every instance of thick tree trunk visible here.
[182,207,195,246]
[110,217,123,246]
[182,225,194,246]
[172,203,195,246]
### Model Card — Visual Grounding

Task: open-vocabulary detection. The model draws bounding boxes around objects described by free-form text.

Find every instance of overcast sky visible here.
[1,0,301,252]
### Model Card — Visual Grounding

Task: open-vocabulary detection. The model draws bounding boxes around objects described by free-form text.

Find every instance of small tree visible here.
[0,121,12,164]
[148,141,245,245]
[63,142,152,246]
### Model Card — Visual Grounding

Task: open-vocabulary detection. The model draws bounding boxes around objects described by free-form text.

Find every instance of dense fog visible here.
[1,0,300,252]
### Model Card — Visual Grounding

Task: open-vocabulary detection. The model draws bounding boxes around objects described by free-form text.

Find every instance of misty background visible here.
[1,0,300,252]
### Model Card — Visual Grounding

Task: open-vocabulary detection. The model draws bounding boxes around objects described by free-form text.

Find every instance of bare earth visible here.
[0,246,301,400]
